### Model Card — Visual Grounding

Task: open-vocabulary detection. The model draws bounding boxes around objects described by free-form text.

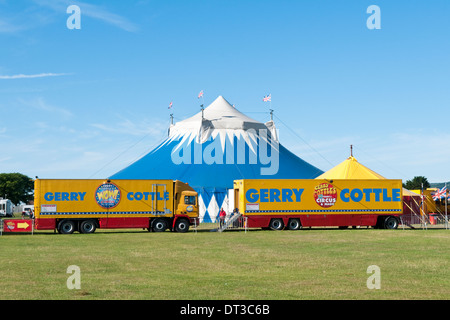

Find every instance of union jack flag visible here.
[263,94,271,102]
[168,101,173,109]
[198,90,204,99]
[432,186,447,200]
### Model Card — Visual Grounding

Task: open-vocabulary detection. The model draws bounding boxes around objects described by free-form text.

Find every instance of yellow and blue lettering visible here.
[127,191,169,201]
[44,192,86,201]
[270,189,281,202]
[246,189,259,202]
[246,188,304,203]
[340,188,401,202]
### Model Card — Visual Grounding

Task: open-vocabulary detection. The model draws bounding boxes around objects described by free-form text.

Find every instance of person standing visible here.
[219,208,226,228]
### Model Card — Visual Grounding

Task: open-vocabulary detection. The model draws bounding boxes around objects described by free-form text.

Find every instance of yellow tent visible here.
[316,155,419,196]
[316,156,385,180]
[316,154,429,219]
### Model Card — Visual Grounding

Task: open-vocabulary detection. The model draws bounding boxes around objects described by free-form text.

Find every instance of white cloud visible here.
[90,117,166,137]
[0,1,138,34]
[0,4,56,34]
[18,97,74,119]
[0,19,26,33]
[33,0,139,32]
[0,73,69,79]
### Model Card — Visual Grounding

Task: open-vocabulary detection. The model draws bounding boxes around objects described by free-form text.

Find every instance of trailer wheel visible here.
[80,220,97,234]
[269,218,284,231]
[152,218,168,232]
[287,218,301,230]
[174,218,190,233]
[383,216,399,229]
[58,220,75,234]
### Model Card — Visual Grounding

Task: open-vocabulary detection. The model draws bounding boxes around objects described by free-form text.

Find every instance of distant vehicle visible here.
[0,199,14,217]
[22,205,34,218]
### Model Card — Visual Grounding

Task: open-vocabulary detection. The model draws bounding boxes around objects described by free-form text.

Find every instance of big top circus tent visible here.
[110,95,323,222]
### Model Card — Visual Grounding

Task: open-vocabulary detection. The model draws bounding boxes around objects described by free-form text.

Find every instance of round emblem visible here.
[95,182,121,209]
[314,183,337,208]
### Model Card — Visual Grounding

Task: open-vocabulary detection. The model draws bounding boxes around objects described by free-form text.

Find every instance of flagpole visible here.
[421,183,426,230]
[198,90,204,120]
[445,183,448,229]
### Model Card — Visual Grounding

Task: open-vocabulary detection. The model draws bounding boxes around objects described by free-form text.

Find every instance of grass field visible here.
[1,225,449,300]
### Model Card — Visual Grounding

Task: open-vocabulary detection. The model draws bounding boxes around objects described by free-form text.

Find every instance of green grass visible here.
[1,226,449,300]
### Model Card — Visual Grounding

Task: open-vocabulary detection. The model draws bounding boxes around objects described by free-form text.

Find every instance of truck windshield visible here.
[184,196,196,205]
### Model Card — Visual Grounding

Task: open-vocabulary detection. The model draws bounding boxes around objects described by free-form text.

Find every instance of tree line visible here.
[402,176,431,190]
[0,173,34,205]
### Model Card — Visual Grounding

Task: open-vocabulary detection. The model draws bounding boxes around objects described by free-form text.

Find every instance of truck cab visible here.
[174,180,199,230]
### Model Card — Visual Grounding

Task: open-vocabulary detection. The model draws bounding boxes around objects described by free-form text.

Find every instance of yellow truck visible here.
[34,179,199,234]
[234,179,403,230]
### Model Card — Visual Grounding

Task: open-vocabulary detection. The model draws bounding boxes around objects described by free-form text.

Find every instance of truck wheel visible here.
[288,218,301,230]
[152,218,168,232]
[58,220,75,234]
[383,216,399,229]
[80,220,97,234]
[174,218,190,233]
[269,218,284,231]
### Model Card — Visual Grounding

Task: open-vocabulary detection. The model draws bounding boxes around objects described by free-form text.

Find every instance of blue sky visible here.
[0,0,449,183]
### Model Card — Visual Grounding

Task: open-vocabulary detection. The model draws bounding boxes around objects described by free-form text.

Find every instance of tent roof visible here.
[110,95,323,187]
[316,156,385,180]
[316,155,418,197]
[169,95,268,136]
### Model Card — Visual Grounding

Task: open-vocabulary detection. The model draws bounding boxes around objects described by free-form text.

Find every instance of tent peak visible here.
[317,155,385,180]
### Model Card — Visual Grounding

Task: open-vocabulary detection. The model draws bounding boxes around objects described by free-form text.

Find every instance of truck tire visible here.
[269,218,284,231]
[152,218,168,232]
[174,218,190,233]
[79,220,97,234]
[287,218,301,230]
[383,216,399,229]
[58,220,75,234]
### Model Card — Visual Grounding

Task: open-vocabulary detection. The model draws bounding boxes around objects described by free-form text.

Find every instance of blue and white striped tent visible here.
[110,96,323,222]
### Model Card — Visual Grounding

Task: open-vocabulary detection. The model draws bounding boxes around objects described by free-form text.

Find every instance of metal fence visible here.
[217,214,248,232]
[400,213,449,230]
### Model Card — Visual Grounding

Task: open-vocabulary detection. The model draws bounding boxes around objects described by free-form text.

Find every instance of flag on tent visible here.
[168,101,173,109]
[263,94,271,102]
[198,90,204,99]
[432,186,447,200]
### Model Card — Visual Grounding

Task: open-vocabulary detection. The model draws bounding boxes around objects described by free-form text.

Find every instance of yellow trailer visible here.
[34,179,198,234]
[234,179,403,230]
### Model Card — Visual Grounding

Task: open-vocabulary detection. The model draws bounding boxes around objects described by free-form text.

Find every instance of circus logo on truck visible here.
[314,183,337,208]
[95,182,121,209]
